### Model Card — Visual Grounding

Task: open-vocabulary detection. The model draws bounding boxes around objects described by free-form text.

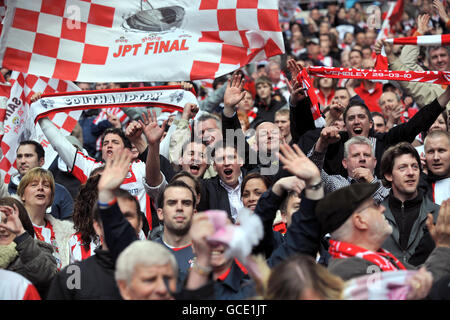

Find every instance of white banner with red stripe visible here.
[28,86,197,125]
[0,72,81,183]
[0,0,284,82]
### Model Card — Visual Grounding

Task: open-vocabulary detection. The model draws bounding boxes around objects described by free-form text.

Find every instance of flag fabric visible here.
[377,2,396,41]
[297,68,326,128]
[0,72,81,183]
[386,34,450,46]
[388,0,404,28]
[0,0,285,82]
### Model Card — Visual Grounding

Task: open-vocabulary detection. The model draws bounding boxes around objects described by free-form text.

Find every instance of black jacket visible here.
[99,202,214,300]
[293,98,446,178]
[46,247,122,300]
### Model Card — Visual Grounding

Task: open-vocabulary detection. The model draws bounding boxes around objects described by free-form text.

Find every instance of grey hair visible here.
[115,240,178,284]
[195,113,222,131]
[378,91,401,106]
[343,136,375,159]
[427,46,450,63]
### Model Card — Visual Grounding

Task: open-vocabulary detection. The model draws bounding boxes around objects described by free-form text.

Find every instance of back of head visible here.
[266,254,343,300]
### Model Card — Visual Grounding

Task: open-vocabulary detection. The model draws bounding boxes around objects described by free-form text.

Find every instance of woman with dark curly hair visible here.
[67,167,104,263]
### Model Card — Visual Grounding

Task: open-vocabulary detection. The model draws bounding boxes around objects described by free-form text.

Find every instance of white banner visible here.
[0,0,285,82]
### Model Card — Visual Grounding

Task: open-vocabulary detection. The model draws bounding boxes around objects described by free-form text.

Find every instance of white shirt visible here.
[219,173,244,222]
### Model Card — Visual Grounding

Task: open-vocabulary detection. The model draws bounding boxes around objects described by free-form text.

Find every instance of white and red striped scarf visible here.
[329,239,407,272]
[386,34,450,46]
[33,220,62,270]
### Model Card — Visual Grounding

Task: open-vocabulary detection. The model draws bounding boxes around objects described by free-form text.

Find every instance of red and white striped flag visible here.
[386,34,450,46]
[0,72,81,183]
[0,0,284,82]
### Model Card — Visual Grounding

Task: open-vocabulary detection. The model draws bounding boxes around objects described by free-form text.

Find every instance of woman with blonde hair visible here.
[17,167,74,269]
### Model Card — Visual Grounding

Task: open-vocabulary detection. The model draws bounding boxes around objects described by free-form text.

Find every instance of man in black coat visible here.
[293,85,450,178]
[46,189,143,300]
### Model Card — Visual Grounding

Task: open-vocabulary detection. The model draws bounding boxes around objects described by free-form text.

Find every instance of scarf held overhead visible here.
[29,86,197,125]
[307,66,450,86]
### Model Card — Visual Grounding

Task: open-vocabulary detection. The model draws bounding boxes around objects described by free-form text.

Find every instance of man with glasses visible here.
[379,142,440,266]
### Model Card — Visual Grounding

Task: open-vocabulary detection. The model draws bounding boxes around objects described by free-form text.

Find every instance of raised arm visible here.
[139,110,167,188]
[97,149,138,262]
[268,143,324,267]
[252,176,305,258]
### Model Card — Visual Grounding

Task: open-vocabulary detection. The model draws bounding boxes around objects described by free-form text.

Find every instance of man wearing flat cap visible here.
[316,182,450,283]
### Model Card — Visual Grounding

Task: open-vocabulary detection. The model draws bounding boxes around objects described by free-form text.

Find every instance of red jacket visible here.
[354,82,383,113]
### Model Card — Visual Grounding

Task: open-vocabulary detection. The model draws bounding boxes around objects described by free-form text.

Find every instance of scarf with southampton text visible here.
[328,239,407,272]
[28,86,198,127]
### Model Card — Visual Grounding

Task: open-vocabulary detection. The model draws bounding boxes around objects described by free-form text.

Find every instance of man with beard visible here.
[380,142,440,266]
[154,180,197,287]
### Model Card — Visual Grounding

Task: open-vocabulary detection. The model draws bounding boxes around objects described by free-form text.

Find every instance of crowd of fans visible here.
[1,0,450,301]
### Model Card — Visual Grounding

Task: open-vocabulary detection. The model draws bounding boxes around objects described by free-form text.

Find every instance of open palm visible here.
[278,143,320,183]
[139,110,167,145]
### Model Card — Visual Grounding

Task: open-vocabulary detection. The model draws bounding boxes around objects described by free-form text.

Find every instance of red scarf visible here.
[328,239,407,272]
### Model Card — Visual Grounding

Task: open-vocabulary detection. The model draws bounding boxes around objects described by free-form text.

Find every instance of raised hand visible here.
[223,72,245,115]
[328,99,345,121]
[181,102,199,121]
[138,109,167,145]
[125,120,143,142]
[426,199,450,248]
[30,92,43,103]
[0,204,26,236]
[277,143,321,186]
[374,39,383,55]
[180,81,194,92]
[433,0,449,24]
[190,212,214,264]
[98,148,133,193]
[417,13,431,34]
[106,113,122,129]
[286,59,307,105]
[272,176,306,197]
[315,126,341,153]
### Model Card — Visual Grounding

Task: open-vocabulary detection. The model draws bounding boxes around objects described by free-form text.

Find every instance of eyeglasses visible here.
[356,199,382,213]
